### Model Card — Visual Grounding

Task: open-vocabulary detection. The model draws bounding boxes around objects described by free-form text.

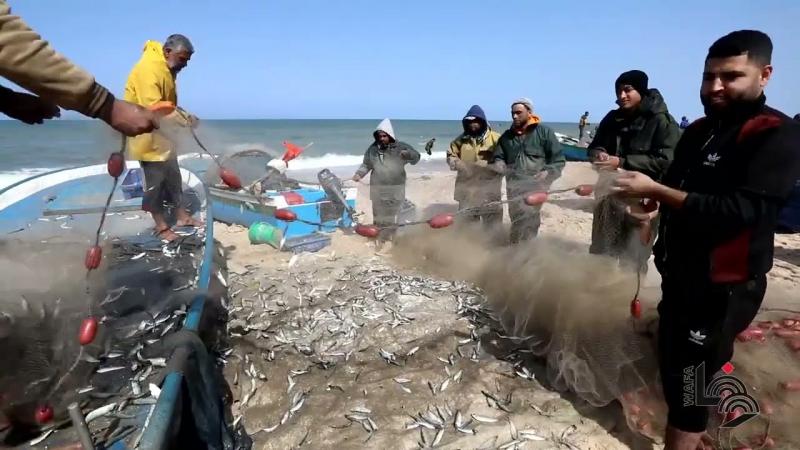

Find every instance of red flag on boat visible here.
[282,141,305,162]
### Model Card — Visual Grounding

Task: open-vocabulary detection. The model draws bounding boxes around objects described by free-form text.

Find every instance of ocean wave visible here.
[286,151,446,171]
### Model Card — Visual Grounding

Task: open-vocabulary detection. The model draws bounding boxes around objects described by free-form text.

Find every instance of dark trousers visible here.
[141,158,183,215]
[507,198,542,243]
[372,198,402,242]
[657,275,766,432]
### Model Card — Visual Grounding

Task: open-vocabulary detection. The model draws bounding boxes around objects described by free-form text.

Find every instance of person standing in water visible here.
[588,69,680,271]
[353,119,420,255]
[125,34,200,242]
[579,111,590,140]
[424,138,436,156]
[447,105,502,227]
[491,98,564,243]
[614,30,800,450]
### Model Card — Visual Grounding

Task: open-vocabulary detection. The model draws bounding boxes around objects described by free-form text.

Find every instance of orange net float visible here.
[354,224,380,238]
[574,184,594,196]
[630,298,642,319]
[78,316,98,346]
[34,405,53,424]
[427,213,454,229]
[219,167,242,190]
[148,101,177,116]
[107,152,125,178]
[274,209,297,222]
[523,192,548,206]
[85,246,102,270]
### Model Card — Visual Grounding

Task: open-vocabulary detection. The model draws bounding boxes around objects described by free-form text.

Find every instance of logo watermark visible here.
[683,361,759,428]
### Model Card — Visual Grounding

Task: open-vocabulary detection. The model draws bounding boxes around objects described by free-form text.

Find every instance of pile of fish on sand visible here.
[217,248,638,450]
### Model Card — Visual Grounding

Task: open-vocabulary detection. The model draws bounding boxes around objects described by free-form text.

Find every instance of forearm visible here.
[652,184,768,227]
[649,183,688,209]
[0,2,112,118]
[355,164,371,178]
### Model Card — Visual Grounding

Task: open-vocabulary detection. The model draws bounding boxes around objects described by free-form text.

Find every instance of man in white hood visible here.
[353,119,421,253]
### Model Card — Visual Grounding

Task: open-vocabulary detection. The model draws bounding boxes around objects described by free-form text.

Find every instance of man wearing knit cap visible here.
[588,69,680,271]
[491,98,565,243]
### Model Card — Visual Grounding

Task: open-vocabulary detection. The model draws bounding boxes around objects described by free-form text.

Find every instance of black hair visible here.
[707,30,772,65]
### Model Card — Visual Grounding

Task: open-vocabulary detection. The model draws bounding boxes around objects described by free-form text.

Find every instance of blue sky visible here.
[8,0,800,121]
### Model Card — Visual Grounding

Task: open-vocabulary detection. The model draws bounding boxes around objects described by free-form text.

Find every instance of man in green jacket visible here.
[588,70,680,271]
[492,98,565,243]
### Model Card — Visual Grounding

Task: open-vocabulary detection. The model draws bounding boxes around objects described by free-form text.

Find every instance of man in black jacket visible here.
[588,70,680,271]
[614,30,800,450]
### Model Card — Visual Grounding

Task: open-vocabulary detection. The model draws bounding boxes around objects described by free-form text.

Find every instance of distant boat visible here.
[555,133,590,162]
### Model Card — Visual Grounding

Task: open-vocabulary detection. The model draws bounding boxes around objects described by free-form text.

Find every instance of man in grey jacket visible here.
[353,118,420,253]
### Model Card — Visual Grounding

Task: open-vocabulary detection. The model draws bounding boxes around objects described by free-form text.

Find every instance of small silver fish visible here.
[131,252,146,260]
[28,429,54,446]
[289,395,305,414]
[471,414,499,423]
[518,430,546,441]
[406,346,420,357]
[86,402,117,423]
[96,366,126,374]
[259,423,280,434]
[287,375,296,393]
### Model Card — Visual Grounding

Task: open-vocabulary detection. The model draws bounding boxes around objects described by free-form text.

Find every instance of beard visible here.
[701,81,764,118]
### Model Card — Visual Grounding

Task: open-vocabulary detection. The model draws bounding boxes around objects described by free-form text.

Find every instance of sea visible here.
[0,119,582,190]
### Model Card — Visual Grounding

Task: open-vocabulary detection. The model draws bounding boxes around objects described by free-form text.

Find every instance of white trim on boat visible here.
[0,161,203,211]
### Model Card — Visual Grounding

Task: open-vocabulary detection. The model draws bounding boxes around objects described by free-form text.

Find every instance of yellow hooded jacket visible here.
[124,41,177,161]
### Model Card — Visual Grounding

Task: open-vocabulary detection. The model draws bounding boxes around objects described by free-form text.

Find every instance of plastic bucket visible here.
[248,222,283,248]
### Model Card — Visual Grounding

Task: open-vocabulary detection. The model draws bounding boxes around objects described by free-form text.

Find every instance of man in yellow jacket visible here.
[447,105,502,228]
[125,34,199,241]
[0,1,156,135]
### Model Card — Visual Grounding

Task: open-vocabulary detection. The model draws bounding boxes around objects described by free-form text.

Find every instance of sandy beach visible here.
[213,161,800,450]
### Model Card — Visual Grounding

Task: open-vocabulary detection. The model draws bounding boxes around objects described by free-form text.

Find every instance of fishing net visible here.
[0,234,207,446]
[392,192,800,448]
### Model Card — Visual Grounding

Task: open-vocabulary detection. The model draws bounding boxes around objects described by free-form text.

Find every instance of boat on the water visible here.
[0,159,237,449]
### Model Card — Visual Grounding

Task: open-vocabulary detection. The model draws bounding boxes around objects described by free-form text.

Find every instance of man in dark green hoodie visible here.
[492,98,565,243]
[589,70,680,271]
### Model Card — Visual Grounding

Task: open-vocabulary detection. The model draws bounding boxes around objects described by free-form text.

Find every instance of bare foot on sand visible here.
[154,227,180,242]
[176,217,204,228]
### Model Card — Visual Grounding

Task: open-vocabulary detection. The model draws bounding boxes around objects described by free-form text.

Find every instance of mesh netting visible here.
[392,205,800,448]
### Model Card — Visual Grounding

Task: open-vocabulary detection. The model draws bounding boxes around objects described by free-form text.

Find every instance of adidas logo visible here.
[689,329,707,346]
[703,153,721,167]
